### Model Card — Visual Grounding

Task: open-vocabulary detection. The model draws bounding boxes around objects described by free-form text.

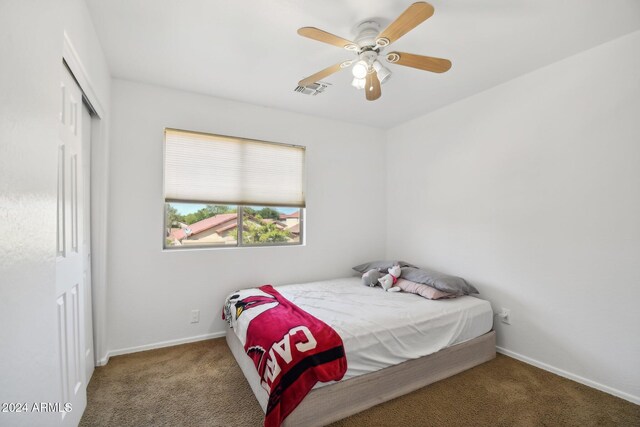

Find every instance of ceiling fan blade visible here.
[298,60,351,87]
[376,2,434,46]
[386,52,451,73]
[365,71,381,101]
[298,27,359,51]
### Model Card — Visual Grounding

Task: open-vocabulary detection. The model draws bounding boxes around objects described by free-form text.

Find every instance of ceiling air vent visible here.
[294,81,331,96]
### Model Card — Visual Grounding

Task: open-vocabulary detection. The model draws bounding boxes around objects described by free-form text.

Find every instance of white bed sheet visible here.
[261,276,494,385]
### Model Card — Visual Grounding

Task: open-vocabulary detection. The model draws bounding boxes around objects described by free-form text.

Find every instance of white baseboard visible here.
[96,353,109,367]
[496,346,639,405]
[95,331,227,367]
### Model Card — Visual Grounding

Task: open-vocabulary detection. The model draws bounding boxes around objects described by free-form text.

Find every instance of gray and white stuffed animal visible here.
[362,265,402,292]
[362,269,381,287]
[378,265,402,292]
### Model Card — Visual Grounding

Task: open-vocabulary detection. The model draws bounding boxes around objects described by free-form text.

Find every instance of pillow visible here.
[395,279,457,300]
[400,267,479,295]
[352,260,417,274]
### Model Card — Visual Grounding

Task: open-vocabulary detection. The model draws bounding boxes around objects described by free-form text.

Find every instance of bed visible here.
[225,277,495,426]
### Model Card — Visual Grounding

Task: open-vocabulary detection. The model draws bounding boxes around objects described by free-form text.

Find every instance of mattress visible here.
[276,277,493,386]
[231,276,493,387]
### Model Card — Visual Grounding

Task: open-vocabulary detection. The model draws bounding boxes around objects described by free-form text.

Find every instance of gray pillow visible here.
[400,267,479,295]
[352,260,417,274]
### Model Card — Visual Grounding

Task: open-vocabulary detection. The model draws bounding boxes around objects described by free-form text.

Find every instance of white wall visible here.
[106,79,386,354]
[0,1,110,426]
[386,31,640,402]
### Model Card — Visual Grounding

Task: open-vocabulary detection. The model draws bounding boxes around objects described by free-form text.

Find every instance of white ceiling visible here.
[86,0,640,129]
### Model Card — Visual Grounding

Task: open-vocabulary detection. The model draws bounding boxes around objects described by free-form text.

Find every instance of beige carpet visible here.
[80,338,639,427]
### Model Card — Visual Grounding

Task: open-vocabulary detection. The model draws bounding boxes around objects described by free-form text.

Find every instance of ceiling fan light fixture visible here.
[296,2,451,102]
[351,60,369,79]
[351,77,366,90]
[373,61,392,84]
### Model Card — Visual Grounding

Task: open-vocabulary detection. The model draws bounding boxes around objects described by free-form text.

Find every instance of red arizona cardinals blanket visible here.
[223,285,347,427]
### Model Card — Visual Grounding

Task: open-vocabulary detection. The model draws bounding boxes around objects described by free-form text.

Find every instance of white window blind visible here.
[164,129,306,207]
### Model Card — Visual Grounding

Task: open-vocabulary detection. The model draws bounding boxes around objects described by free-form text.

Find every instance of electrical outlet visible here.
[190,309,200,324]
[499,308,511,325]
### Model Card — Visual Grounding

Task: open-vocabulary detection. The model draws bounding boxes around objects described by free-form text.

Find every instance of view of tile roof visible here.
[216,221,238,233]
[169,228,187,241]
[279,211,300,219]
[169,213,238,241]
[188,213,237,234]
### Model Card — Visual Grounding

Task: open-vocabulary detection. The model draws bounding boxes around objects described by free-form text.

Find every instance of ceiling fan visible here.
[297,2,451,101]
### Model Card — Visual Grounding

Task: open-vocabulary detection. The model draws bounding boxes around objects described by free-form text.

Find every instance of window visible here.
[163,129,305,249]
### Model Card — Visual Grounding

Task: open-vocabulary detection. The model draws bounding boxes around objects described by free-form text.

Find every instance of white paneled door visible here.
[56,64,91,426]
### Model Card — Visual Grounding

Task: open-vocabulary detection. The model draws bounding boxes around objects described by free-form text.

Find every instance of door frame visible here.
[63,32,110,367]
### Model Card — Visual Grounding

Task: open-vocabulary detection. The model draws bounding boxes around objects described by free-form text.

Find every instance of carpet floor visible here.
[80,338,639,427]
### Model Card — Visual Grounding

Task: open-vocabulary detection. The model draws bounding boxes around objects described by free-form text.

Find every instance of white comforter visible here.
[275,277,493,381]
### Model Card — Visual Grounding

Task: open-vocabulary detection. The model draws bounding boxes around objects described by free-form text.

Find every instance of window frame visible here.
[162,128,306,250]
[163,204,304,250]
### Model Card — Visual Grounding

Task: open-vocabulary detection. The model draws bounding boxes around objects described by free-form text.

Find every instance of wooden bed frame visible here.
[226,329,496,427]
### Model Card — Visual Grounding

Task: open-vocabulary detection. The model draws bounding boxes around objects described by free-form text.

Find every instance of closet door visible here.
[56,63,88,426]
